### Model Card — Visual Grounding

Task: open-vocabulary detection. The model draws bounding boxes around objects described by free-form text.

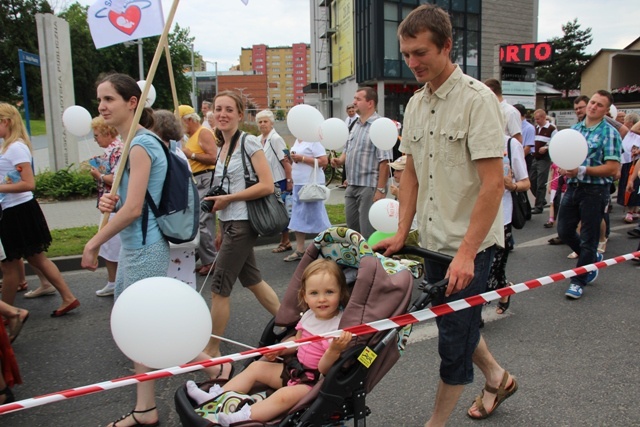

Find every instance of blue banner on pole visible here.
[18,50,40,67]
[18,49,41,136]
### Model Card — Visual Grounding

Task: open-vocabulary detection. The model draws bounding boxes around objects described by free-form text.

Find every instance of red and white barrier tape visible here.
[1,251,638,415]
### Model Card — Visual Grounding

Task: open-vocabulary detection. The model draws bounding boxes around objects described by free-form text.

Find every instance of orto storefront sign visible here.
[499,42,554,64]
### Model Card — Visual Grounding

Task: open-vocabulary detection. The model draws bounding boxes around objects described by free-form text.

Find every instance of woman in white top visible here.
[0,103,79,316]
[283,139,331,262]
[487,136,530,315]
[201,91,280,359]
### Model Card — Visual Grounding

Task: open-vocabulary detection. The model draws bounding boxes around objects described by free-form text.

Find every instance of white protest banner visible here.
[88,0,165,49]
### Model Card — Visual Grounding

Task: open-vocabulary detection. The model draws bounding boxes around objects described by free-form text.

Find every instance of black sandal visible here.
[496,282,513,315]
[0,386,15,405]
[112,406,159,427]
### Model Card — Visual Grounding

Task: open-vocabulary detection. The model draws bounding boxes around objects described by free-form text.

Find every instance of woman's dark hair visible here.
[152,110,184,143]
[96,73,155,129]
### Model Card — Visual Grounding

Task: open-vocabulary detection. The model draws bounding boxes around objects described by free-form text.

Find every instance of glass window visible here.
[435,0,449,9]
[452,0,465,12]
[467,0,480,13]
[466,31,478,67]
[384,21,399,61]
[467,14,479,31]
[451,28,464,65]
[384,3,397,19]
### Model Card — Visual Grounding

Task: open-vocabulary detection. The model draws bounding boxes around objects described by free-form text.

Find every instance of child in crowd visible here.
[186,258,352,425]
[544,163,565,228]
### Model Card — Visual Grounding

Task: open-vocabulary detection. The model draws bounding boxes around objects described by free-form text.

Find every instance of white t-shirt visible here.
[290,140,327,185]
[0,140,33,209]
[213,134,262,222]
[500,100,522,138]
[503,136,528,225]
[621,132,640,164]
[261,129,288,183]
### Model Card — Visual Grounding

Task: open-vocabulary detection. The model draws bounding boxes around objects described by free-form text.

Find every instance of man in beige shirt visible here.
[376,4,517,425]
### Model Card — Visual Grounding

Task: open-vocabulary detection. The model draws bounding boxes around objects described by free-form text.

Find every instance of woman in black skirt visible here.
[0,103,79,316]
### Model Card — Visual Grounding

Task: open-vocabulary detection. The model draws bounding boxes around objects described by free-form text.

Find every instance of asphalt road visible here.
[2,210,640,426]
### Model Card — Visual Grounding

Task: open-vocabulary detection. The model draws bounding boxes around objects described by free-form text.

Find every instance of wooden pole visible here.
[164,40,180,116]
[99,0,181,230]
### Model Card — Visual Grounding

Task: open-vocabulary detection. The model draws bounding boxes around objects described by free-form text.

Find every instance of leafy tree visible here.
[537,18,593,97]
[0,0,54,117]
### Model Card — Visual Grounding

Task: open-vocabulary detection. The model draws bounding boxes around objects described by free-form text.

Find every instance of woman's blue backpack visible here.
[141,132,199,245]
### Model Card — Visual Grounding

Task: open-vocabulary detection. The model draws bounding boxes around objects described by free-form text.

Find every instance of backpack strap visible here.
[137,130,169,245]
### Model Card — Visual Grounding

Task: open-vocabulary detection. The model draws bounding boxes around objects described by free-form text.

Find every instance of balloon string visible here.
[210,334,283,361]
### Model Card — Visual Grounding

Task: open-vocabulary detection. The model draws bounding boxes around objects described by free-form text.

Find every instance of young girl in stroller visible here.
[186,258,353,425]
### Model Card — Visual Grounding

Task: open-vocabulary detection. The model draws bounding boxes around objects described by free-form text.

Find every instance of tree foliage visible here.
[0,0,195,119]
[0,0,54,117]
[537,18,593,97]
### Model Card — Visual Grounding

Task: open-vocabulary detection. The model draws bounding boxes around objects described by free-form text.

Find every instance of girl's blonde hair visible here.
[91,116,119,138]
[298,258,350,311]
[0,103,32,154]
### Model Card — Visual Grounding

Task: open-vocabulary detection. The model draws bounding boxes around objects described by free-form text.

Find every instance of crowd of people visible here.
[1,5,639,426]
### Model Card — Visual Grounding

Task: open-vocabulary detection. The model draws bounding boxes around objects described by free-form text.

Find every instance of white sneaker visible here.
[96,283,115,297]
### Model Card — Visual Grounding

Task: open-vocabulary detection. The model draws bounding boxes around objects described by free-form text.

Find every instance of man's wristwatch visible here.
[286,178,293,183]
[377,187,387,194]
[191,152,196,160]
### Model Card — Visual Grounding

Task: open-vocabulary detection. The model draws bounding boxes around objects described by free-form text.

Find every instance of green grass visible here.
[45,205,346,257]
[48,225,98,258]
[28,119,47,136]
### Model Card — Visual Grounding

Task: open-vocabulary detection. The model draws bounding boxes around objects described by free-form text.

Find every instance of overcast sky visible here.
[74,0,636,71]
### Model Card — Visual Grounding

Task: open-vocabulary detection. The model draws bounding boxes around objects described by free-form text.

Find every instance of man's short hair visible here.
[625,112,640,126]
[397,4,452,51]
[533,109,547,118]
[357,87,378,107]
[513,104,527,117]
[573,95,590,105]
[256,109,275,123]
[484,78,502,96]
[346,104,355,111]
[594,89,614,108]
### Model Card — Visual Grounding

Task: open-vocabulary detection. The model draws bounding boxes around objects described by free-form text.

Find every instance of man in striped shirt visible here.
[558,90,621,299]
[331,87,392,238]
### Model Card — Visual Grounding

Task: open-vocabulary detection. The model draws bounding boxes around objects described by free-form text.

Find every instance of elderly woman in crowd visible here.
[283,139,331,262]
[256,109,293,253]
[179,105,218,276]
[89,116,124,297]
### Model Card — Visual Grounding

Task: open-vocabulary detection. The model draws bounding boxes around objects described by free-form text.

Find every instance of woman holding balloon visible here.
[0,103,80,316]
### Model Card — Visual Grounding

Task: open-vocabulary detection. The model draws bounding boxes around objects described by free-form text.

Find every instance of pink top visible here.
[295,309,342,369]
[549,163,567,192]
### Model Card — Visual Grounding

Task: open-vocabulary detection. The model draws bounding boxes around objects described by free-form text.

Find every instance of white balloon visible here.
[609,104,618,119]
[286,104,324,142]
[111,277,212,369]
[62,106,92,137]
[549,129,588,170]
[319,118,349,150]
[368,198,400,233]
[369,118,398,150]
[137,80,157,107]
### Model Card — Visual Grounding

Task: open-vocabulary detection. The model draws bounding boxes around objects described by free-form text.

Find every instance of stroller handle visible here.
[395,245,454,266]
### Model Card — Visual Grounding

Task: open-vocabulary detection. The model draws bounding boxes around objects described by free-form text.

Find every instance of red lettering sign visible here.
[499,42,554,64]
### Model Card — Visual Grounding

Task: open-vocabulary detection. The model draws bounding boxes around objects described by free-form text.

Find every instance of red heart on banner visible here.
[108,6,142,36]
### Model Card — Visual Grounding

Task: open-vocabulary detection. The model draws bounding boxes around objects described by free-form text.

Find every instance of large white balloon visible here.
[137,80,157,107]
[111,277,212,369]
[609,104,618,120]
[62,106,92,137]
[368,198,400,233]
[286,104,324,142]
[369,118,399,150]
[549,128,588,170]
[319,118,349,150]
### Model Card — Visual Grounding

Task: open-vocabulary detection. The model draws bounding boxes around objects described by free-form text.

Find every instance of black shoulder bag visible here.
[508,138,528,229]
[240,134,289,236]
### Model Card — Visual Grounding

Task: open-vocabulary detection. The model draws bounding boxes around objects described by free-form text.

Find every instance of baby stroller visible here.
[175,227,452,426]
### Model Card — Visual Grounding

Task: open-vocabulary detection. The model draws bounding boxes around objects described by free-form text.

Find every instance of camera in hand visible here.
[200,185,227,213]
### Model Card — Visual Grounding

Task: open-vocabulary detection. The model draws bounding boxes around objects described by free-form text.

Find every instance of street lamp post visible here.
[123,38,144,80]
[190,43,196,107]
[203,60,219,98]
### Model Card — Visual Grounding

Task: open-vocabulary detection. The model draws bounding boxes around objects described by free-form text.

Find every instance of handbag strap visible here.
[506,137,517,191]
[308,157,319,184]
[239,133,254,184]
